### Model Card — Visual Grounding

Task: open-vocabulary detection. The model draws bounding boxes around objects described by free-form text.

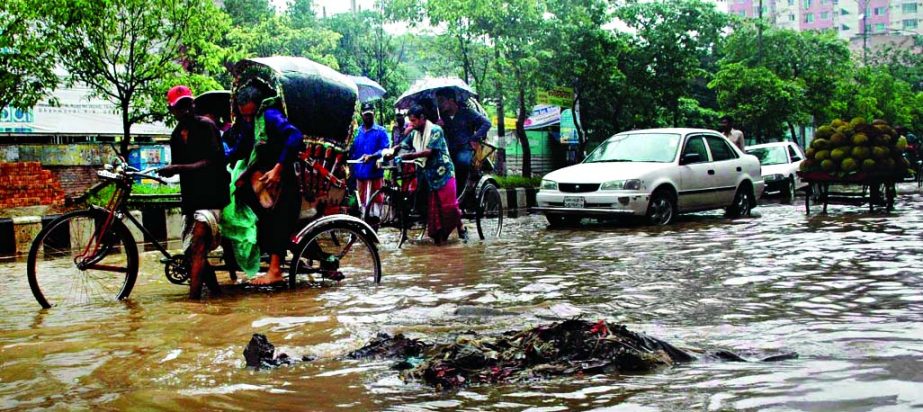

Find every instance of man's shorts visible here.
[182,209,222,252]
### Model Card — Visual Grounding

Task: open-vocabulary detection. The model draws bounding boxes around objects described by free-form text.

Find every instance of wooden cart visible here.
[797,171,900,214]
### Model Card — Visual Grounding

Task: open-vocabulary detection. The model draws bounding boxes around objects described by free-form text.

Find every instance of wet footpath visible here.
[2,188,923,411]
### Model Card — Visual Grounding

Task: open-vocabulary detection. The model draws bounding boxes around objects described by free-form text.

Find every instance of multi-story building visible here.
[720,0,922,41]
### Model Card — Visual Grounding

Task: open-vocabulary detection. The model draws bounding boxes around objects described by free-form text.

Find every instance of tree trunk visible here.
[574,83,588,162]
[515,71,531,178]
[494,48,506,176]
[787,121,798,147]
[119,100,132,157]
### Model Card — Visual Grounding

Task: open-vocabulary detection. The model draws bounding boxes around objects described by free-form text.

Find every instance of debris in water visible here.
[349,319,798,390]
[243,333,314,369]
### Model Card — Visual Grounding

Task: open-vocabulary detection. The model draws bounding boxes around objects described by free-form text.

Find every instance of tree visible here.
[721,24,853,131]
[287,0,316,28]
[615,0,731,126]
[223,0,274,26]
[46,0,229,154]
[225,16,341,70]
[321,10,410,123]
[709,63,804,142]
[0,0,59,110]
[543,0,626,152]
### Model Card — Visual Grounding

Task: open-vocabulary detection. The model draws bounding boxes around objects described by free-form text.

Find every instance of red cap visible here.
[166,85,193,107]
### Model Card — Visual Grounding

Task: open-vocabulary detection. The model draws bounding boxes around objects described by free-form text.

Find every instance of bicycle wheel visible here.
[476,183,504,240]
[27,209,139,308]
[364,187,407,249]
[289,221,381,287]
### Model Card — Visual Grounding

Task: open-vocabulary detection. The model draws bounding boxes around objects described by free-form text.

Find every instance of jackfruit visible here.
[849,117,867,128]
[821,159,836,171]
[800,159,816,171]
[852,133,869,146]
[873,146,890,159]
[871,119,888,126]
[841,157,858,172]
[831,148,848,161]
[815,150,831,161]
[861,158,877,172]
[805,148,817,159]
[815,125,835,140]
[851,146,871,160]
[836,125,854,137]
[812,139,830,150]
[830,119,846,128]
[896,136,908,151]
[830,133,848,146]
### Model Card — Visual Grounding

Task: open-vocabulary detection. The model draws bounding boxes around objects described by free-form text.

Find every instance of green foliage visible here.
[87,183,179,207]
[615,0,731,125]
[226,16,341,69]
[223,0,274,26]
[709,63,804,139]
[42,0,229,154]
[494,176,542,189]
[0,0,59,109]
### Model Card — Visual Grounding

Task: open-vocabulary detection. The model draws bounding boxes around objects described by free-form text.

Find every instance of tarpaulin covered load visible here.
[233,56,359,141]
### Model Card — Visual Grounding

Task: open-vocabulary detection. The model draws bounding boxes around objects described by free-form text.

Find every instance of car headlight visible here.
[600,179,642,191]
[764,174,784,182]
[540,179,558,190]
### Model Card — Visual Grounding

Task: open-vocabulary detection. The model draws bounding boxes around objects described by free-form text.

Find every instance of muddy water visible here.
[3,191,923,411]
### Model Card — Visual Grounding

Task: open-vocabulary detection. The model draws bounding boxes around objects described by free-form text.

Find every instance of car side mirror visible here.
[681,153,702,165]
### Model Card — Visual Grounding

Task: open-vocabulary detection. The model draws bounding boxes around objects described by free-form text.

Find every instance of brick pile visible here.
[0,162,66,208]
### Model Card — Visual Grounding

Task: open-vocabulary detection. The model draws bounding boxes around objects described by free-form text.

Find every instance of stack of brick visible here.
[0,162,66,208]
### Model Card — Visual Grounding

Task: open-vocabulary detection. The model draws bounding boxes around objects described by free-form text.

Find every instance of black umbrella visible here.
[194,90,231,123]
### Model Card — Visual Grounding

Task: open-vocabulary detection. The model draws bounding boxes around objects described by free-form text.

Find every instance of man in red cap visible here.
[159,85,231,299]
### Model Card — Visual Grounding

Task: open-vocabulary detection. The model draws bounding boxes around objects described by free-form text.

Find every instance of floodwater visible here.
[3,189,923,411]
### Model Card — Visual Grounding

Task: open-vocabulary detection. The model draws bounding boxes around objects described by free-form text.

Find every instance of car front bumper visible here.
[534,190,650,217]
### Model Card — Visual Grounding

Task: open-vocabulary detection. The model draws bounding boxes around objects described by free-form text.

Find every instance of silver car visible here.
[534,128,766,226]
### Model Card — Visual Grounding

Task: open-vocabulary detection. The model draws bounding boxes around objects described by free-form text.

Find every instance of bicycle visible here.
[27,150,381,309]
[363,141,504,248]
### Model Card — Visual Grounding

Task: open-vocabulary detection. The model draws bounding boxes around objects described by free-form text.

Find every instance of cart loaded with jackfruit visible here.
[797,118,912,214]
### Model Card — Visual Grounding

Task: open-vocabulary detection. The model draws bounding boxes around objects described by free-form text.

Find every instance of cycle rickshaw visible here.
[362,78,504,248]
[26,56,382,308]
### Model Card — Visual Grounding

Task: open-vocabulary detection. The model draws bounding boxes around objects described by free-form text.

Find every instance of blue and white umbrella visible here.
[348,75,387,103]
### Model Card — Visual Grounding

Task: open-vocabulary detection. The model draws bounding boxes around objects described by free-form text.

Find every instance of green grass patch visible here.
[494,176,542,189]
[86,183,180,207]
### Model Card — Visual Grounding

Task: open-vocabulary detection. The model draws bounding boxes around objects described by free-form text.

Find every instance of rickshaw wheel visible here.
[288,222,382,288]
[476,183,504,240]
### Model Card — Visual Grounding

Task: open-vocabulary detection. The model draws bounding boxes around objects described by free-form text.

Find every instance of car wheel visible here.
[646,189,675,226]
[545,214,581,228]
[726,185,753,218]
[781,177,795,204]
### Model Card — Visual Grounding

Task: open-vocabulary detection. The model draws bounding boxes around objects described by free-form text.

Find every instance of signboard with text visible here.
[0,107,34,133]
[537,87,573,108]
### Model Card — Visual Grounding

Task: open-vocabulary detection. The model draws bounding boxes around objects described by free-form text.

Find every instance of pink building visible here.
[729,0,755,18]
[799,0,835,31]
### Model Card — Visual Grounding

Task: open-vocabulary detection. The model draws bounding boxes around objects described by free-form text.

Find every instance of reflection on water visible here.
[3,190,923,410]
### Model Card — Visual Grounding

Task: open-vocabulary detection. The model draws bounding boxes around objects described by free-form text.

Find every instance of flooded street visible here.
[3,190,923,411]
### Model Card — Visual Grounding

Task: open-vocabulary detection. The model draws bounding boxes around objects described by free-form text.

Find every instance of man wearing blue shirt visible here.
[436,88,491,195]
[350,103,391,218]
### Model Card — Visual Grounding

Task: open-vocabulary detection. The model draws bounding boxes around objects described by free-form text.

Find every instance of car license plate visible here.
[564,196,585,208]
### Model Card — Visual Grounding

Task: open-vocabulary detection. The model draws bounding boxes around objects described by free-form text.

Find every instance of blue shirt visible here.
[349,124,390,180]
[441,107,491,153]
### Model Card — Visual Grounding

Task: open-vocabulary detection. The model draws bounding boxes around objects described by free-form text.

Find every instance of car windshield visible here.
[747,146,788,165]
[584,133,681,163]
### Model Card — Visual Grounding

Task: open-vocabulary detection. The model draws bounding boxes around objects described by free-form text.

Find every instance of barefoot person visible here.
[232,82,304,286]
[394,105,467,244]
[158,85,230,299]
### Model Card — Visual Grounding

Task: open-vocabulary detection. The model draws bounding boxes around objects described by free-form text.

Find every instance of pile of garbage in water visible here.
[348,319,796,390]
[246,319,797,390]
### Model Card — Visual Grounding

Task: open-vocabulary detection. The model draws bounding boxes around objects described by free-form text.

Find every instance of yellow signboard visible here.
[537,87,573,107]
[492,116,519,130]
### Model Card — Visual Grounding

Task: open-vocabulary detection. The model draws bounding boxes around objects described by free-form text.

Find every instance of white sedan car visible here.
[535,128,765,226]
[745,142,807,204]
